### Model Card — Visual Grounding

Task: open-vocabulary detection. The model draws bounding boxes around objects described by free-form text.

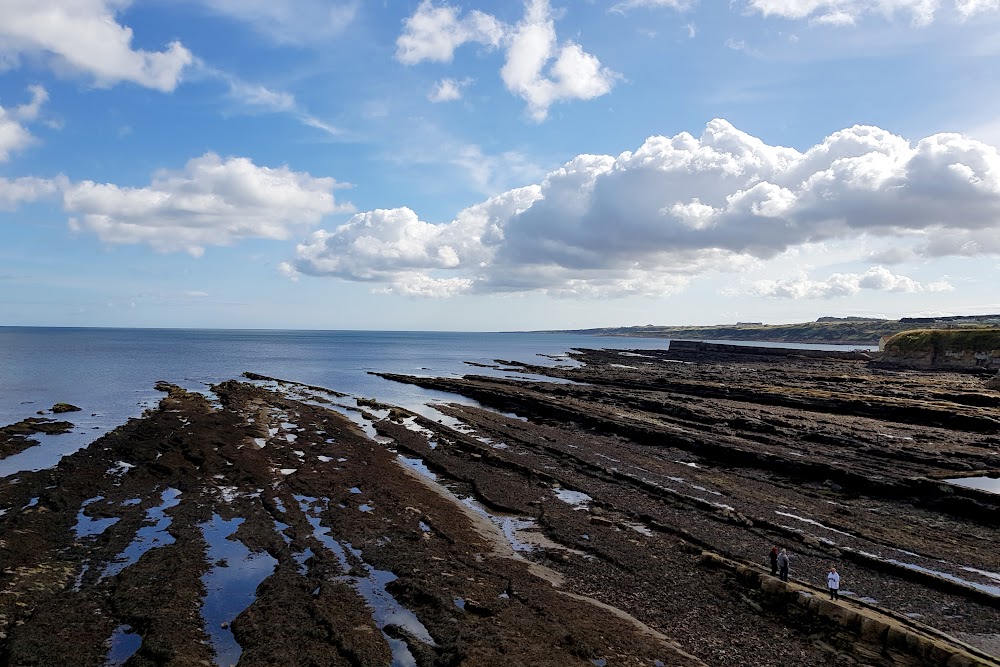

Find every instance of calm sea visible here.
[0,327,869,477]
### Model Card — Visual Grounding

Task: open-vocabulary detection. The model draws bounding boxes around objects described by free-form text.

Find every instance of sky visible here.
[2,0,1000,331]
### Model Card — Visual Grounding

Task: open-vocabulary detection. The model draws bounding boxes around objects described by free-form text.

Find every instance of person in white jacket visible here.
[827,566,841,600]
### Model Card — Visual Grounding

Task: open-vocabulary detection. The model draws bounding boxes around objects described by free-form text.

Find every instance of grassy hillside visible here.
[883,329,1000,355]
[551,315,1000,346]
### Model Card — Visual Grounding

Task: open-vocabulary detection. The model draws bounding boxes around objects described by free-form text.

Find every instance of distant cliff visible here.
[549,314,1000,347]
[875,329,1000,372]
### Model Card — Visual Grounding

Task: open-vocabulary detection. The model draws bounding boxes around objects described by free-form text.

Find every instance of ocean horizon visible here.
[1,327,871,478]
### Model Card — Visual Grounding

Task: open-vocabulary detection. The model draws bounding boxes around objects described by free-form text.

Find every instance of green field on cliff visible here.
[883,328,1000,354]
[552,315,1000,346]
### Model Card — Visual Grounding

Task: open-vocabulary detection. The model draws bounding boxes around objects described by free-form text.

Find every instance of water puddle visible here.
[293,547,313,574]
[502,372,583,386]
[74,497,120,538]
[0,420,109,478]
[274,520,292,546]
[774,511,852,536]
[627,523,654,537]
[105,624,142,666]
[200,514,278,667]
[73,562,90,591]
[460,497,536,552]
[103,488,182,578]
[401,417,438,439]
[945,476,1000,494]
[553,489,591,508]
[399,456,437,481]
[325,404,380,439]
[107,461,135,477]
[860,552,1000,598]
[295,496,435,665]
[962,566,1000,583]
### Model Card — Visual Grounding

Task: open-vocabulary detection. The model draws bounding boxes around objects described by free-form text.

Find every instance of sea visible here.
[0,327,871,478]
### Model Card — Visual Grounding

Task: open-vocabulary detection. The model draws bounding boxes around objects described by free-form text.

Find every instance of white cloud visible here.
[428,78,468,103]
[193,63,340,136]
[396,0,504,64]
[956,0,1000,16]
[397,0,617,122]
[0,86,48,161]
[502,0,618,121]
[286,119,1000,298]
[287,186,542,289]
[926,280,957,292]
[746,267,953,299]
[227,80,296,113]
[0,0,192,91]
[64,153,353,255]
[610,0,695,13]
[188,0,359,43]
[0,176,62,210]
[375,273,475,298]
[744,0,1000,25]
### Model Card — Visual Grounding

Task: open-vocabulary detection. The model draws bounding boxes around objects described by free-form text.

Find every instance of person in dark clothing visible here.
[777,548,790,581]
[769,546,779,576]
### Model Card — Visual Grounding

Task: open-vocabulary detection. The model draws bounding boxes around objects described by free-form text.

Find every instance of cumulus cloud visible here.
[501,0,618,121]
[0,0,192,90]
[284,186,542,296]
[0,176,62,210]
[396,0,504,64]
[0,86,48,161]
[743,0,999,25]
[397,0,617,121]
[428,78,469,103]
[286,119,1000,298]
[188,0,358,43]
[64,153,353,255]
[746,267,952,299]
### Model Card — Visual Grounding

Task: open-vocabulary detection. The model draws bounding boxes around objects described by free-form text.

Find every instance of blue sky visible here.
[2,0,1000,330]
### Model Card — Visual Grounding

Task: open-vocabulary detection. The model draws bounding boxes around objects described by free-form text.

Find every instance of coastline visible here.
[1,342,998,665]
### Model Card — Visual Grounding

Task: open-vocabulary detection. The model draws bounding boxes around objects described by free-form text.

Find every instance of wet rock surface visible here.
[0,417,75,459]
[0,347,998,666]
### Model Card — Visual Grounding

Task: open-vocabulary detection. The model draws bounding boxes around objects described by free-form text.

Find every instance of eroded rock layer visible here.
[0,345,998,667]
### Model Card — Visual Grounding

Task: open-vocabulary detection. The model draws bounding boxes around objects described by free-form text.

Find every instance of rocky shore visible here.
[1,345,998,666]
